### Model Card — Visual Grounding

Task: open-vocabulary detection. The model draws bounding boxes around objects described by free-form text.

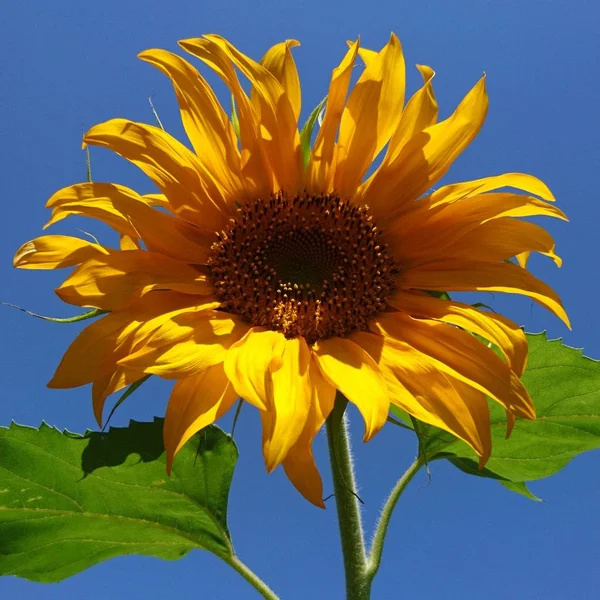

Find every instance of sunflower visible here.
[14,34,568,507]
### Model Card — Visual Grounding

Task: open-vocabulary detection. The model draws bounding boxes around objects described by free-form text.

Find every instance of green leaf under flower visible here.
[0,418,237,582]
[500,480,542,502]
[403,333,600,495]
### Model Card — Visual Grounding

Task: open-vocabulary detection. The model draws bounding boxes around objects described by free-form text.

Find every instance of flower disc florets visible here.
[209,192,398,344]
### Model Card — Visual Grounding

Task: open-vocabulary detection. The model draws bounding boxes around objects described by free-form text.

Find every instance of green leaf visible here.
[418,333,600,493]
[500,481,542,502]
[389,404,412,427]
[0,418,237,582]
[299,95,327,168]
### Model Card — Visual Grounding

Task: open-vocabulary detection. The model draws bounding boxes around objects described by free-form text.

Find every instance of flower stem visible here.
[365,456,424,584]
[227,554,280,600]
[326,400,369,600]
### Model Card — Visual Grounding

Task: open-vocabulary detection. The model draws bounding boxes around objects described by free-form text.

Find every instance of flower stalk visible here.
[327,396,425,598]
[326,399,370,600]
[365,456,424,585]
[227,555,280,600]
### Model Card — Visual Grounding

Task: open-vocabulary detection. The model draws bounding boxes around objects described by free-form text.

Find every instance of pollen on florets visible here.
[208,191,398,344]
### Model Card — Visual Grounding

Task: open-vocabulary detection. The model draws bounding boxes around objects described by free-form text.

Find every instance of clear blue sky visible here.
[1,1,599,598]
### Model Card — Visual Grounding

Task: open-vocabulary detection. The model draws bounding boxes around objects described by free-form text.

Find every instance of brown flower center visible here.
[208,192,398,344]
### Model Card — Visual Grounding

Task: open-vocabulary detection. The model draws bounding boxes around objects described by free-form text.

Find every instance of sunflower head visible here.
[209,191,398,343]
[14,33,568,507]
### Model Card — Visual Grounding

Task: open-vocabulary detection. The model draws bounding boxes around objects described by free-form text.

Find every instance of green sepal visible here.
[424,290,452,301]
[2,302,107,324]
[299,95,327,168]
[148,96,166,131]
[103,375,152,429]
[231,94,241,140]
[85,145,92,182]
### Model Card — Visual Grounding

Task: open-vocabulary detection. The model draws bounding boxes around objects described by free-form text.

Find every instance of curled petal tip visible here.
[13,241,34,267]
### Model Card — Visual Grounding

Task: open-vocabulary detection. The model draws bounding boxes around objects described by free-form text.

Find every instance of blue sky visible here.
[1,1,599,598]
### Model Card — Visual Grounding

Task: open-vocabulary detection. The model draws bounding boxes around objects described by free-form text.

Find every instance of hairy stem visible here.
[365,456,424,584]
[326,401,370,600]
[227,554,280,600]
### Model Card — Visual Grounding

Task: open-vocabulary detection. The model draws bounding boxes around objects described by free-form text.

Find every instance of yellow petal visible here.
[119,310,249,379]
[387,290,528,376]
[372,312,535,420]
[179,37,275,196]
[91,374,118,426]
[354,45,378,66]
[366,75,488,216]
[45,182,148,237]
[120,302,220,354]
[415,192,567,232]
[281,442,324,508]
[111,294,217,356]
[49,292,202,389]
[261,337,312,472]
[46,182,219,264]
[142,193,173,212]
[202,34,302,193]
[433,218,562,267]
[306,41,359,193]
[164,364,238,473]
[313,336,389,441]
[350,331,446,425]
[308,356,337,427]
[358,64,437,214]
[120,235,140,251]
[48,312,133,389]
[106,190,214,264]
[256,40,301,122]
[399,259,570,328]
[138,49,244,200]
[282,358,335,508]
[13,235,109,270]
[386,65,438,163]
[334,33,405,199]
[223,328,286,410]
[385,192,567,259]
[56,251,212,310]
[83,119,230,229]
[448,378,493,466]
[430,172,555,207]
[401,373,491,463]
[92,369,146,427]
[395,216,562,269]
[516,251,531,268]
[358,329,492,460]
[416,377,492,464]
